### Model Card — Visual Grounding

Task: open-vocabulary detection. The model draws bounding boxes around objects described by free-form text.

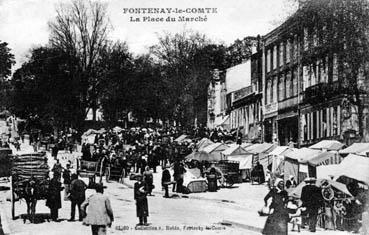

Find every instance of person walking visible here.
[46,173,63,221]
[69,173,87,221]
[52,159,63,181]
[301,177,324,232]
[134,175,149,226]
[81,184,114,235]
[143,166,154,196]
[62,164,71,201]
[262,178,289,235]
[161,165,171,198]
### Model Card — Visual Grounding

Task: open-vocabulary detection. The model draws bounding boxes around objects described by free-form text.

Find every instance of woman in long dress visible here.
[262,178,289,235]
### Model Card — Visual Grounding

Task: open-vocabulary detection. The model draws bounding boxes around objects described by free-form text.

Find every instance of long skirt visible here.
[136,198,149,218]
[262,211,288,235]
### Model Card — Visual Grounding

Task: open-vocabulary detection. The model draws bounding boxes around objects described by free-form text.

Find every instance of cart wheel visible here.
[227,179,234,187]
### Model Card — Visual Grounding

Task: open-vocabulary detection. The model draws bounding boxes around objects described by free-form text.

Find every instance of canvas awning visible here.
[227,154,253,169]
[309,140,344,151]
[244,143,276,154]
[186,143,228,162]
[289,179,353,199]
[339,143,369,156]
[174,134,188,143]
[196,138,214,151]
[221,144,249,156]
[317,164,340,179]
[307,151,342,167]
[334,153,369,185]
[284,148,321,163]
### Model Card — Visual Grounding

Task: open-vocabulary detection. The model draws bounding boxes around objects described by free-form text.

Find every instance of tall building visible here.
[260,1,369,146]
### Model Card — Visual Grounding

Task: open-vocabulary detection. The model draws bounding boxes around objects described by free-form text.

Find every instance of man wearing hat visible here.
[134,175,149,226]
[301,177,324,232]
[161,164,171,198]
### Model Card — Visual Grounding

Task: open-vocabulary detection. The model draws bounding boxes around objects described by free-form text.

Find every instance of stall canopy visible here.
[196,138,214,151]
[269,146,294,174]
[244,143,276,154]
[334,154,369,185]
[317,164,341,179]
[288,179,353,199]
[174,134,188,143]
[214,115,230,130]
[241,142,253,149]
[309,140,344,151]
[221,144,248,156]
[283,148,321,182]
[112,126,123,133]
[307,151,341,167]
[339,143,369,156]
[186,143,228,162]
[222,144,253,169]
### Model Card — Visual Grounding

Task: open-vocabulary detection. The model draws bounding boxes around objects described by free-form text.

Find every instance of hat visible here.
[304,177,316,182]
[274,178,284,187]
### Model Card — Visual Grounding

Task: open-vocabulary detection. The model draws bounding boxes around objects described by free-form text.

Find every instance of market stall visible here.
[222,144,252,181]
[283,148,321,183]
[186,143,228,162]
[339,142,369,157]
[268,146,294,175]
[333,153,369,185]
[309,140,345,151]
[306,151,342,178]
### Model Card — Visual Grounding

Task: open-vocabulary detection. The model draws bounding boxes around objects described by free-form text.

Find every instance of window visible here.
[269,78,274,103]
[279,42,284,67]
[286,72,291,98]
[278,76,284,101]
[293,68,298,96]
[267,49,270,72]
[322,109,327,137]
[273,45,277,70]
[333,106,338,135]
[286,40,291,63]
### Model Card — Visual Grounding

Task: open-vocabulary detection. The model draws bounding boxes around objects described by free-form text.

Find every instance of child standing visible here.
[288,200,305,232]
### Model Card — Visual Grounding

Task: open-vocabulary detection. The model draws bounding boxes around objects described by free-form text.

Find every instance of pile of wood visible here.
[11,152,50,199]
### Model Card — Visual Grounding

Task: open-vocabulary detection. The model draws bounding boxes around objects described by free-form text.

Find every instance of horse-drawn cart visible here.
[213,160,240,187]
[10,152,49,221]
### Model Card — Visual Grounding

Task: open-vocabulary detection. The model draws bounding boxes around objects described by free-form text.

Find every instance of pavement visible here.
[0,143,354,235]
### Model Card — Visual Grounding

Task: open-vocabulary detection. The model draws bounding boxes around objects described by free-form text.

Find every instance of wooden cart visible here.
[214,160,240,187]
[10,152,49,220]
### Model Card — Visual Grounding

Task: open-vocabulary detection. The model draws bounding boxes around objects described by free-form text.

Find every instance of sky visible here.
[0,0,298,69]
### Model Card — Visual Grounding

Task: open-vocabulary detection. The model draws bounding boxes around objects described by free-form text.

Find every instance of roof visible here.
[196,138,214,151]
[268,146,292,156]
[202,143,228,153]
[174,134,188,142]
[335,154,369,185]
[284,148,321,163]
[309,140,344,151]
[244,143,276,154]
[307,151,337,166]
[221,144,250,156]
[339,143,369,156]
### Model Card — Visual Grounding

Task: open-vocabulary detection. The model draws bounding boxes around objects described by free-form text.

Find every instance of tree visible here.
[48,0,111,121]
[0,41,15,80]
[150,30,213,127]
[296,0,369,141]
[0,41,15,110]
[11,46,81,132]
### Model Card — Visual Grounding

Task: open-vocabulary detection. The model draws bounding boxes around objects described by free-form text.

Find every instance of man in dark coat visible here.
[69,174,87,221]
[134,176,149,226]
[46,173,63,221]
[161,165,171,198]
[301,177,324,232]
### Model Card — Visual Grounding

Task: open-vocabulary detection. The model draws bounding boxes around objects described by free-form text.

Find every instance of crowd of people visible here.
[261,176,369,235]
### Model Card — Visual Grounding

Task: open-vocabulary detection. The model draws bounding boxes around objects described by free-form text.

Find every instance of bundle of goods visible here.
[0,148,12,177]
[11,152,49,199]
